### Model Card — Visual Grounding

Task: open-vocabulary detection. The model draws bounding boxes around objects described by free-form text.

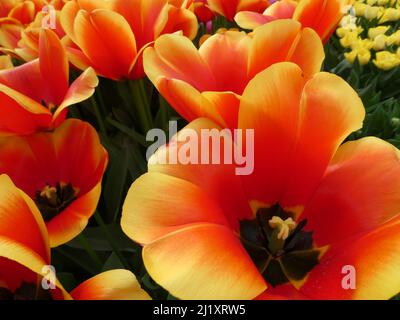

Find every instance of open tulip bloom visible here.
[122,62,400,300]
[0,119,108,247]
[0,175,150,300]
[0,28,98,136]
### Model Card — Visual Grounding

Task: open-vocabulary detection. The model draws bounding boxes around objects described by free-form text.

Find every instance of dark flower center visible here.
[34,183,78,222]
[240,204,322,287]
[0,282,53,300]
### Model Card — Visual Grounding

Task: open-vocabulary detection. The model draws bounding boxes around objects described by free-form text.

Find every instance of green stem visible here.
[128,80,153,133]
[55,248,96,275]
[94,211,131,270]
[90,95,109,144]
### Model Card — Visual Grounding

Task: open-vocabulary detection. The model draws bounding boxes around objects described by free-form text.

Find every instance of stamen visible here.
[269,216,296,241]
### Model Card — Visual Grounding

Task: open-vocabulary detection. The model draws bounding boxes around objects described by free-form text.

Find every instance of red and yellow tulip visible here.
[144,19,324,129]
[122,62,400,300]
[0,174,150,300]
[60,0,198,80]
[235,0,347,43]
[0,119,108,247]
[207,0,270,21]
[0,28,97,136]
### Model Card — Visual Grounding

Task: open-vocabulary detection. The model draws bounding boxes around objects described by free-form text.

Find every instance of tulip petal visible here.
[235,11,275,30]
[0,175,49,263]
[148,118,252,228]
[280,71,365,207]
[300,216,400,300]
[199,31,251,94]
[112,0,168,50]
[248,19,324,79]
[143,224,266,299]
[73,9,137,79]
[293,0,344,43]
[122,173,230,244]
[161,4,198,40]
[239,63,365,207]
[71,269,151,300]
[54,67,98,121]
[144,34,215,92]
[39,29,69,106]
[302,137,400,246]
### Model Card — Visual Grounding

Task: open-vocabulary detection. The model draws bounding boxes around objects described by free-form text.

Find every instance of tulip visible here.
[235,0,347,43]
[0,28,98,136]
[122,62,400,300]
[0,119,108,247]
[60,0,198,80]
[0,174,150,300]
[144,19,324,129]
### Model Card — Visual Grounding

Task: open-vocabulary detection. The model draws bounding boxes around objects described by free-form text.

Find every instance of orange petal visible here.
[54,67,98,122]
[144,34,215,92]
[235,11,276,30]
[60,0,80,43]
[143,224,266,299]
[112,0,168,50]
[71,269,151,300]
[122,172,230,244]
[279,71,365,207]
[302,137,400,246]
[300,216,400,299]
[161,4,198,40]
[8,1,36,24]
[200,91,241,129]
[147,118,252,228]
[293,0,345,43]
[239,63,365,207]
[263,0,297,18]
[73,9,137,79]
[207,0,241,21]
[248,19,324,79]
[0,175,49,264]
[199,30,251,94]
[39,29,69,106]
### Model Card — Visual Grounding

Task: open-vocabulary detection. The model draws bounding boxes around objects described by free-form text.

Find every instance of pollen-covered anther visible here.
[269,216,297,240]
[40,185,58,206]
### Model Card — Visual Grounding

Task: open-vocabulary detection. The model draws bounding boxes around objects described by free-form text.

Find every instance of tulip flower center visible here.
[35,183,79,222]
[0,282,52,300]
[240,204,322,287]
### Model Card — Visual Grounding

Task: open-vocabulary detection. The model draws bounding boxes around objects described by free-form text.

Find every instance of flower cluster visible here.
[0,0,399,301]
[338,0,400,69]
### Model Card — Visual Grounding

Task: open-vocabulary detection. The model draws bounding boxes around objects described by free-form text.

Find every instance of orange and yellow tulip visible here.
[0,174,150,300]
[235,0,347,43]
[6,2,67,62]
[60,0,198,80]
[207,0,270,21]
[0,119,108,247]
[0,28,98,136]
[122,62,400,300]
[144,19,324,129]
